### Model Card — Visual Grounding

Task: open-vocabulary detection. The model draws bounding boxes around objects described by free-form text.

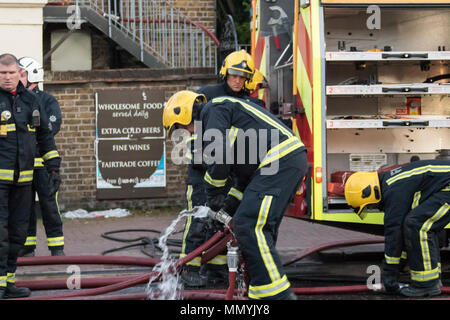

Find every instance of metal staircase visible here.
[44,0,219,69]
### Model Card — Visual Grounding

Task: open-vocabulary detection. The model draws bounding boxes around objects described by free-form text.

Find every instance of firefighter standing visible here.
[345,159,450,297]
[163,90,307,300]
[0,53,61,299]
[198,49,264,105]
[18,57,64,257]
[180,50,265,286]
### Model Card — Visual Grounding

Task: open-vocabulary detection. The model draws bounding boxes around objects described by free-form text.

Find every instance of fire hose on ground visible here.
[13,208,450,300]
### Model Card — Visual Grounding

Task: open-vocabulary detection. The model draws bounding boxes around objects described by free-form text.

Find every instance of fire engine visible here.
[251,0,450,232]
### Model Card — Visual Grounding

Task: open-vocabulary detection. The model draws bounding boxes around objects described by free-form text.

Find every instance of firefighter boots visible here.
[399,283,441,298]
[51,249,65,256]
[205,265,228,286]
[181,266,207,287]
[18,248,35,257]
[4,283,31,299]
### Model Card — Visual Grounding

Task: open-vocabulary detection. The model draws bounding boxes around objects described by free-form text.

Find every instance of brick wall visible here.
[170,0,216,31]
[44,68,216,211]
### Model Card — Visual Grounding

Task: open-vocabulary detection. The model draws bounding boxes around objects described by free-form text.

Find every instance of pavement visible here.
[16,207,385,284]
[25,207,384,258]
[12,209,450,312]
[14,208,450,302]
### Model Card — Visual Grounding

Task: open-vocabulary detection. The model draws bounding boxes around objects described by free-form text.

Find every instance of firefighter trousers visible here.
[24,169,64,252]
[233,150,307,300]
[403,189,450,287]
[0,183,32,287]
[180,182,227,269]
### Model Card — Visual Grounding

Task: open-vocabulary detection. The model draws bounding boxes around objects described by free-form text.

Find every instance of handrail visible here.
[47,0,219,68]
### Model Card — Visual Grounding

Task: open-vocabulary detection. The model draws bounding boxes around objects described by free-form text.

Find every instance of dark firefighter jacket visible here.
[197,96,305,214]
[0,81,60,185]
[379,159,450,265]
[31,87,62,169]
[188,82,265,192]
[184,82,241,186]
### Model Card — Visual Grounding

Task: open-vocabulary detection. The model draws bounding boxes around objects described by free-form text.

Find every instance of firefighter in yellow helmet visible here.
[199,49,255,101]
[164,90,307,300]
[345,160,450,297]
[177,50,265,288]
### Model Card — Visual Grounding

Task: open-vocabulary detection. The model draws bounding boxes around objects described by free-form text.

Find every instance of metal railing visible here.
[55,0,218,68]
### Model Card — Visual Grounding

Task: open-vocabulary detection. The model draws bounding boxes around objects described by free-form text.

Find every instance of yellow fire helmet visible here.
[219,50,255,80]
[245,69,268,93]
[344,171,381,220]
[162,90,206,136]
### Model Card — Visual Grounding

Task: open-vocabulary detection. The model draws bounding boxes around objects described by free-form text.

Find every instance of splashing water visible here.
[236,262,247,300]
[145,206,210,300]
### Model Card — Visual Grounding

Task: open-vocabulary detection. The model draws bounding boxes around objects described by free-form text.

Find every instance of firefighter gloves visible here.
[48,170,61,196]
[206,193,225,212]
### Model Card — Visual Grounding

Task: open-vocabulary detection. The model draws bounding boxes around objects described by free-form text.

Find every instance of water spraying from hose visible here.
[145,206,210,300]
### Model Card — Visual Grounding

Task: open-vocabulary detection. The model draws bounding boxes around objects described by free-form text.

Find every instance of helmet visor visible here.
[228,68,253,80]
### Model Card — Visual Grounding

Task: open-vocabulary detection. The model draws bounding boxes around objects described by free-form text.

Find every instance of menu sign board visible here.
[95,89,166,199]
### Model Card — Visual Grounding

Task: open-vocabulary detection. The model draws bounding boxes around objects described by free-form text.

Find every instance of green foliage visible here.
[217,0,252,46]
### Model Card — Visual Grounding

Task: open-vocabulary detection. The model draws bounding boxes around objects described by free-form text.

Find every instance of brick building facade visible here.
[40,0,218,211]
[46,68,216,211]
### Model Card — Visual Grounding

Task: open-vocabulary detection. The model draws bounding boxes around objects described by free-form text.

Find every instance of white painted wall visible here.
[0,0,47,66]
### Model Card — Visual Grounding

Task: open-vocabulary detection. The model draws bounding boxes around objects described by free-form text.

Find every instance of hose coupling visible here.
[226,243,239,272]
[208,208,232,226]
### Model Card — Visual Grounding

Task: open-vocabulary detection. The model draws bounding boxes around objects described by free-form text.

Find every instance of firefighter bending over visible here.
[345,159,450,297]
[163,90,307,300]
[180,50,265,287]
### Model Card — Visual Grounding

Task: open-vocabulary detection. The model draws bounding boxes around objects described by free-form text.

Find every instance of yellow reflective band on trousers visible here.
[410,267,440,282]
[204,171,227,188]
[228,187,243,201]
[0,276,6,287]
[249,274,291,299]
[180,186,193,260]
[18,170,34,183]
[249,195,290,299]
[207,254,227,265]
[258,136,303,170]
[384,254,400,265]
[6,273,15,284]
[384,251,407,264]
[0,169,14,182]
[181,253,202,267]
[25,236,37,246]
[42,150,59,161]
[186,185,193,210]
[256,196,279,281]
[420,203,450,271]
[442,183,450,192]
[180,216,192,260]
[47,236,64,247]
[386,165,450,186]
